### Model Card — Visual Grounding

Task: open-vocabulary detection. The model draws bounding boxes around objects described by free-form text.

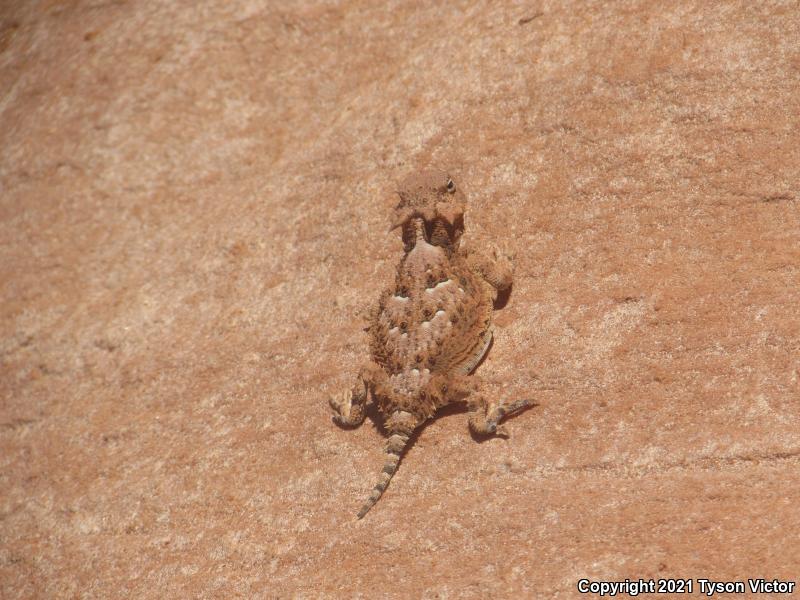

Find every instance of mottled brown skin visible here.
[329,169,530,518]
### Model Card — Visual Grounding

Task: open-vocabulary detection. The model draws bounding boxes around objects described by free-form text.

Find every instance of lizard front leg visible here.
[464,243,513,297]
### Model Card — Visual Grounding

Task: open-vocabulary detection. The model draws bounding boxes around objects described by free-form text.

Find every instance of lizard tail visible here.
[357,431,410,519]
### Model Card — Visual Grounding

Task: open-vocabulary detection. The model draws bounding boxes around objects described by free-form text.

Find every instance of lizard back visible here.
[369,217,493,418]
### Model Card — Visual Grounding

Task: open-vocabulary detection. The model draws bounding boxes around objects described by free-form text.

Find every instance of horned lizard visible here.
[329,169,530,518]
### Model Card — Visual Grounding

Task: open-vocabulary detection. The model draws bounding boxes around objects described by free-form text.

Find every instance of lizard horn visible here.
[388,207,412,232]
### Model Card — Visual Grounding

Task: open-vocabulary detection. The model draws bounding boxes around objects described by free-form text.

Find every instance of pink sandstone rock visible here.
[1,1,798,597]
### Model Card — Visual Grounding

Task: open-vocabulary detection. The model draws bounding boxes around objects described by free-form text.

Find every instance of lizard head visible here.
[390,169,466,250]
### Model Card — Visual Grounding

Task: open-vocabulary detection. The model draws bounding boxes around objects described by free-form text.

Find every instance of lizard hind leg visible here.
[451,375,531,437]
[357,410,419,519]
[329,381,368,427]
[329,363,383,427]
[468,396,531,437]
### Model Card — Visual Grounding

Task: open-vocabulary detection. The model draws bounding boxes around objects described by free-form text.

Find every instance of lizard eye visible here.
[446,178,456,193]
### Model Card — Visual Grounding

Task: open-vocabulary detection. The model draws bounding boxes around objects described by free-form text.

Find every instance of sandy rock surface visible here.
[2,0,799,597]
